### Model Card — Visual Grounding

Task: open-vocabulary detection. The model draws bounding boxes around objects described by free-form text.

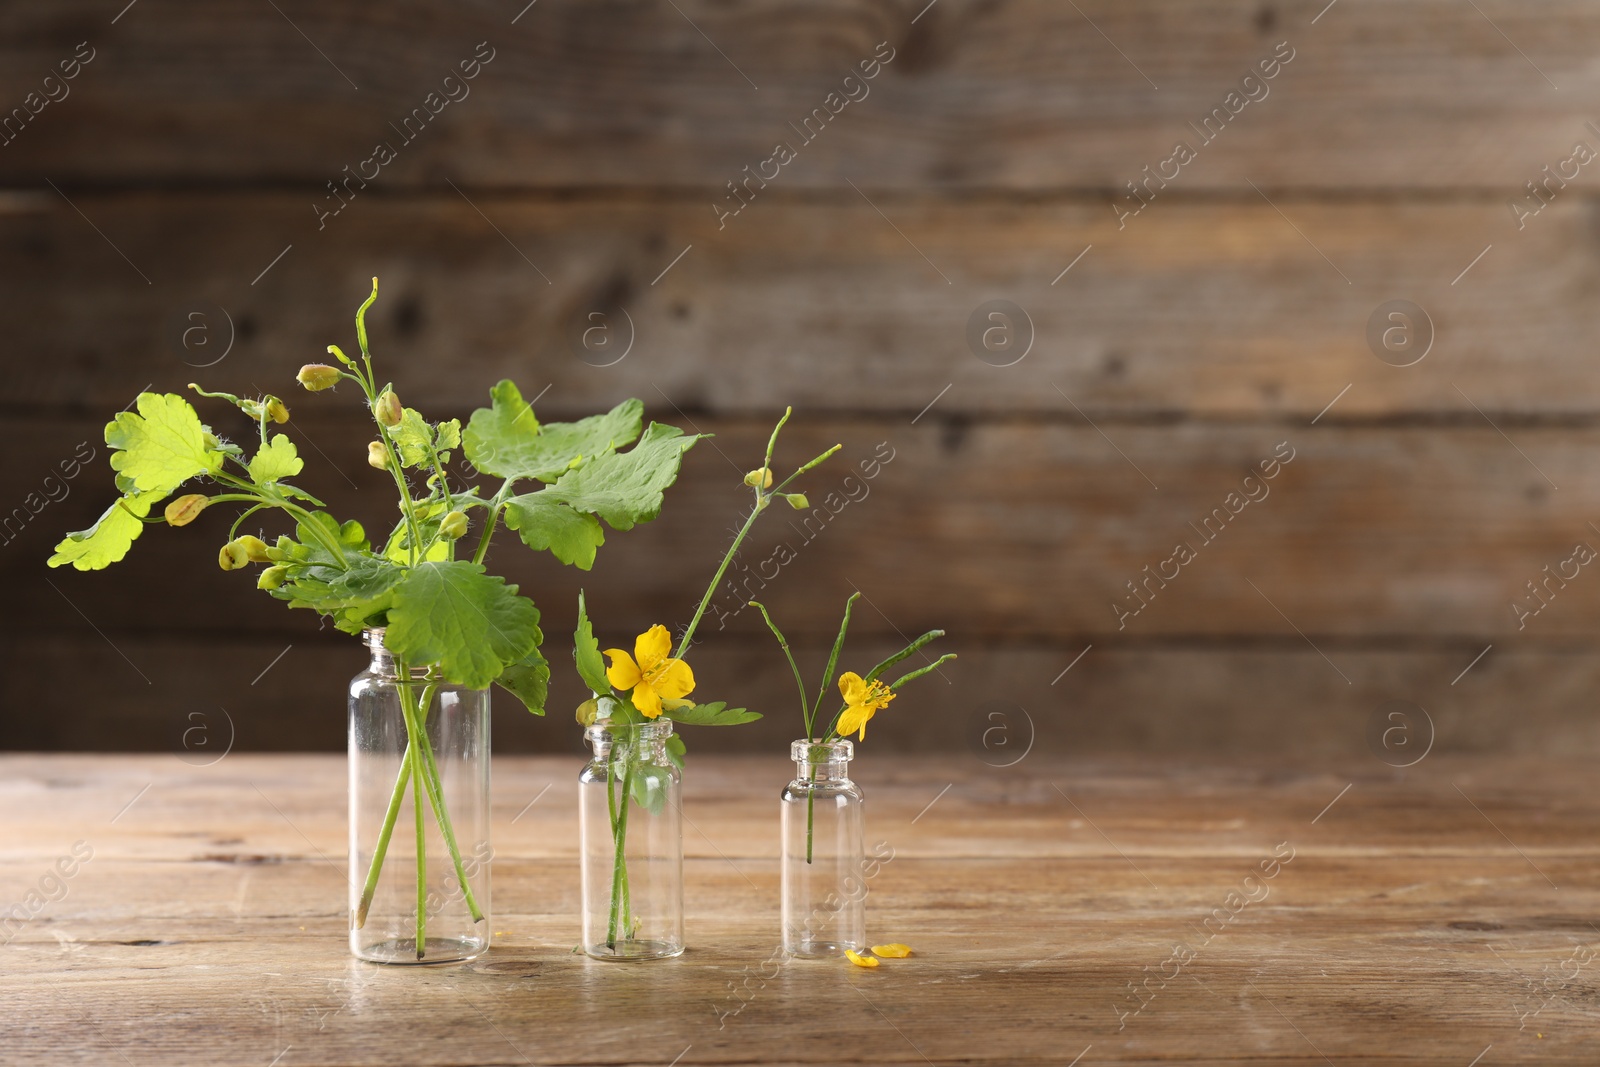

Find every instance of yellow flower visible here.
[844,949,879,968]
[603,624,695,719]
[835,672,894,741]
[872,943,912,958]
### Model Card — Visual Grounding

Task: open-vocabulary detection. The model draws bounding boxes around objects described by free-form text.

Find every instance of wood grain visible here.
[1,1,1597,191]
[1,192,1595,419]
[11,415,1600,639]
[1,754,1595,1064]
[7,631,1600,758]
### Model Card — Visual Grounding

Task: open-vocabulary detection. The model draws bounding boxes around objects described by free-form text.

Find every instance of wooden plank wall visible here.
[3,0,1598,756]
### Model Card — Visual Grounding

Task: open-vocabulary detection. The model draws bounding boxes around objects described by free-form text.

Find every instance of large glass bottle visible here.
[780,739,865,957]
[348,629,491,963]
[578,719,684,960]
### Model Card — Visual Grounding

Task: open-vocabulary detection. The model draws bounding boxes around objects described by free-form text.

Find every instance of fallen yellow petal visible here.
[844,949,879,968]
[871,943,913,958]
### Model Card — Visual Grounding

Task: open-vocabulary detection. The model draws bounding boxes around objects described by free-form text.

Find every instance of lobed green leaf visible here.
[383,560,541,689]
[106,393,223,495]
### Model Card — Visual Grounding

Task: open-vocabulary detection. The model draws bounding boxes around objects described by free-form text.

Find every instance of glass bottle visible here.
[578,719,684,960]
[781,739,865,958]
[348,629,491,964]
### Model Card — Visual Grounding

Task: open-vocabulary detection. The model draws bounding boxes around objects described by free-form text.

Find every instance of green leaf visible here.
[629,763,671,815]
[248,434,303,484]
[496,643,550,716]
[391,408,435,468]
[542,422,701,532]
[664,732,686,771]
[48,492,159,571]
[663,701,760,727]
[464,383,643,483]
[273,553,403,615]
[384,560,541,689]
[502,492,606,569]
[573,591,611,694]
[434,419,461,452]
[106,392,222,494]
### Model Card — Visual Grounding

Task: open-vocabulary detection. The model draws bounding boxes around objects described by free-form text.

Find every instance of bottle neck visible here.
[587,720,674,761]
[363,629,428,680]
[792,739,853,782]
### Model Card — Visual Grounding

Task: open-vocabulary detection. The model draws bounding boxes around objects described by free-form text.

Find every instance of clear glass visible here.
[348,630,491,964]
[579,720,683,960]
[781,739,866,958]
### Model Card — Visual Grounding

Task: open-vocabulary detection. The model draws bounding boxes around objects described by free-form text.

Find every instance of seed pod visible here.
[164,494,209,527]
[326,344,356,368]
[367,441,389,470]
[784,493,809,510]
[264,396,290,424]
[439,511,468,540]
[743,467,773,489]
[373,390,402,428]
[256,565,289,591]
[296,364,342,392]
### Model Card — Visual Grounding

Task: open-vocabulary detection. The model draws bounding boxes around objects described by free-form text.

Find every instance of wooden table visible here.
[2,753,1595,1065]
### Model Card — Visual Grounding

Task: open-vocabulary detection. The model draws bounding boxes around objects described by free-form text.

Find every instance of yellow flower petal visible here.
[838,671,870,706]
[649,658,695,701]
[632,682,664,719]
[661,696,695,712]
[603,649,642,691]
[871,943,912,958]
[634,624,673,674]
[836,703,874,741]
[844,949,879,968]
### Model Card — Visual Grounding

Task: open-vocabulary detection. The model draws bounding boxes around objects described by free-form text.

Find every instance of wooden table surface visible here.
[2,753,1596,1065]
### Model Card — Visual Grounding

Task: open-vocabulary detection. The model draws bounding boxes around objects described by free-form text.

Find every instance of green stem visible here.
[806,790,815,864]
[471,480,515,566]
[675,504,764,660]
[356,757,409,928]
[355,678,433,928]
[606,745,637,949]
[749,601,808,726]
[410,718,427,958]
[411,695,484,922]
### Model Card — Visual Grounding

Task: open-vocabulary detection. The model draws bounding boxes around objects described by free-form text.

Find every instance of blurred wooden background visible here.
[3,0,1599,757]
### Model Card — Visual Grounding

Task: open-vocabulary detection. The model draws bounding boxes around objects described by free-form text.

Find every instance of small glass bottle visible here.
[781,739,865,958]
[578,719,684,960]
[348,629,491,964]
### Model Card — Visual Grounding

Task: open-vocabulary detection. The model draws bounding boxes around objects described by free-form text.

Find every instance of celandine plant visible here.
[751,592,952,960]
[572,410,840,959]
[50,279,704,963]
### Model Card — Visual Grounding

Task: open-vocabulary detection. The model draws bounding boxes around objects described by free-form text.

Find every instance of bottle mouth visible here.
[363,627,387,649]
[586,719,675,743]
[791,738,853,764]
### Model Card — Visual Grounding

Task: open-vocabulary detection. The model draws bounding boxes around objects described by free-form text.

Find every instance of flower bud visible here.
[575,698,599,727]
[373,390,402,428]
[783,493,809,510]
[744,467,773,489]
[264,396,290,424]
[296,364,342,392]
[256,565,288,591]
[218,540,251,571]
[439,511,468,540]
[164,494,209,527]
[367,441,389,470]
[326,344,356,368]
[237,535,272,563]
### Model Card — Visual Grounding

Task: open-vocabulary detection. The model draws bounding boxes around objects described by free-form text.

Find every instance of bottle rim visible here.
[791,738,854,763]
